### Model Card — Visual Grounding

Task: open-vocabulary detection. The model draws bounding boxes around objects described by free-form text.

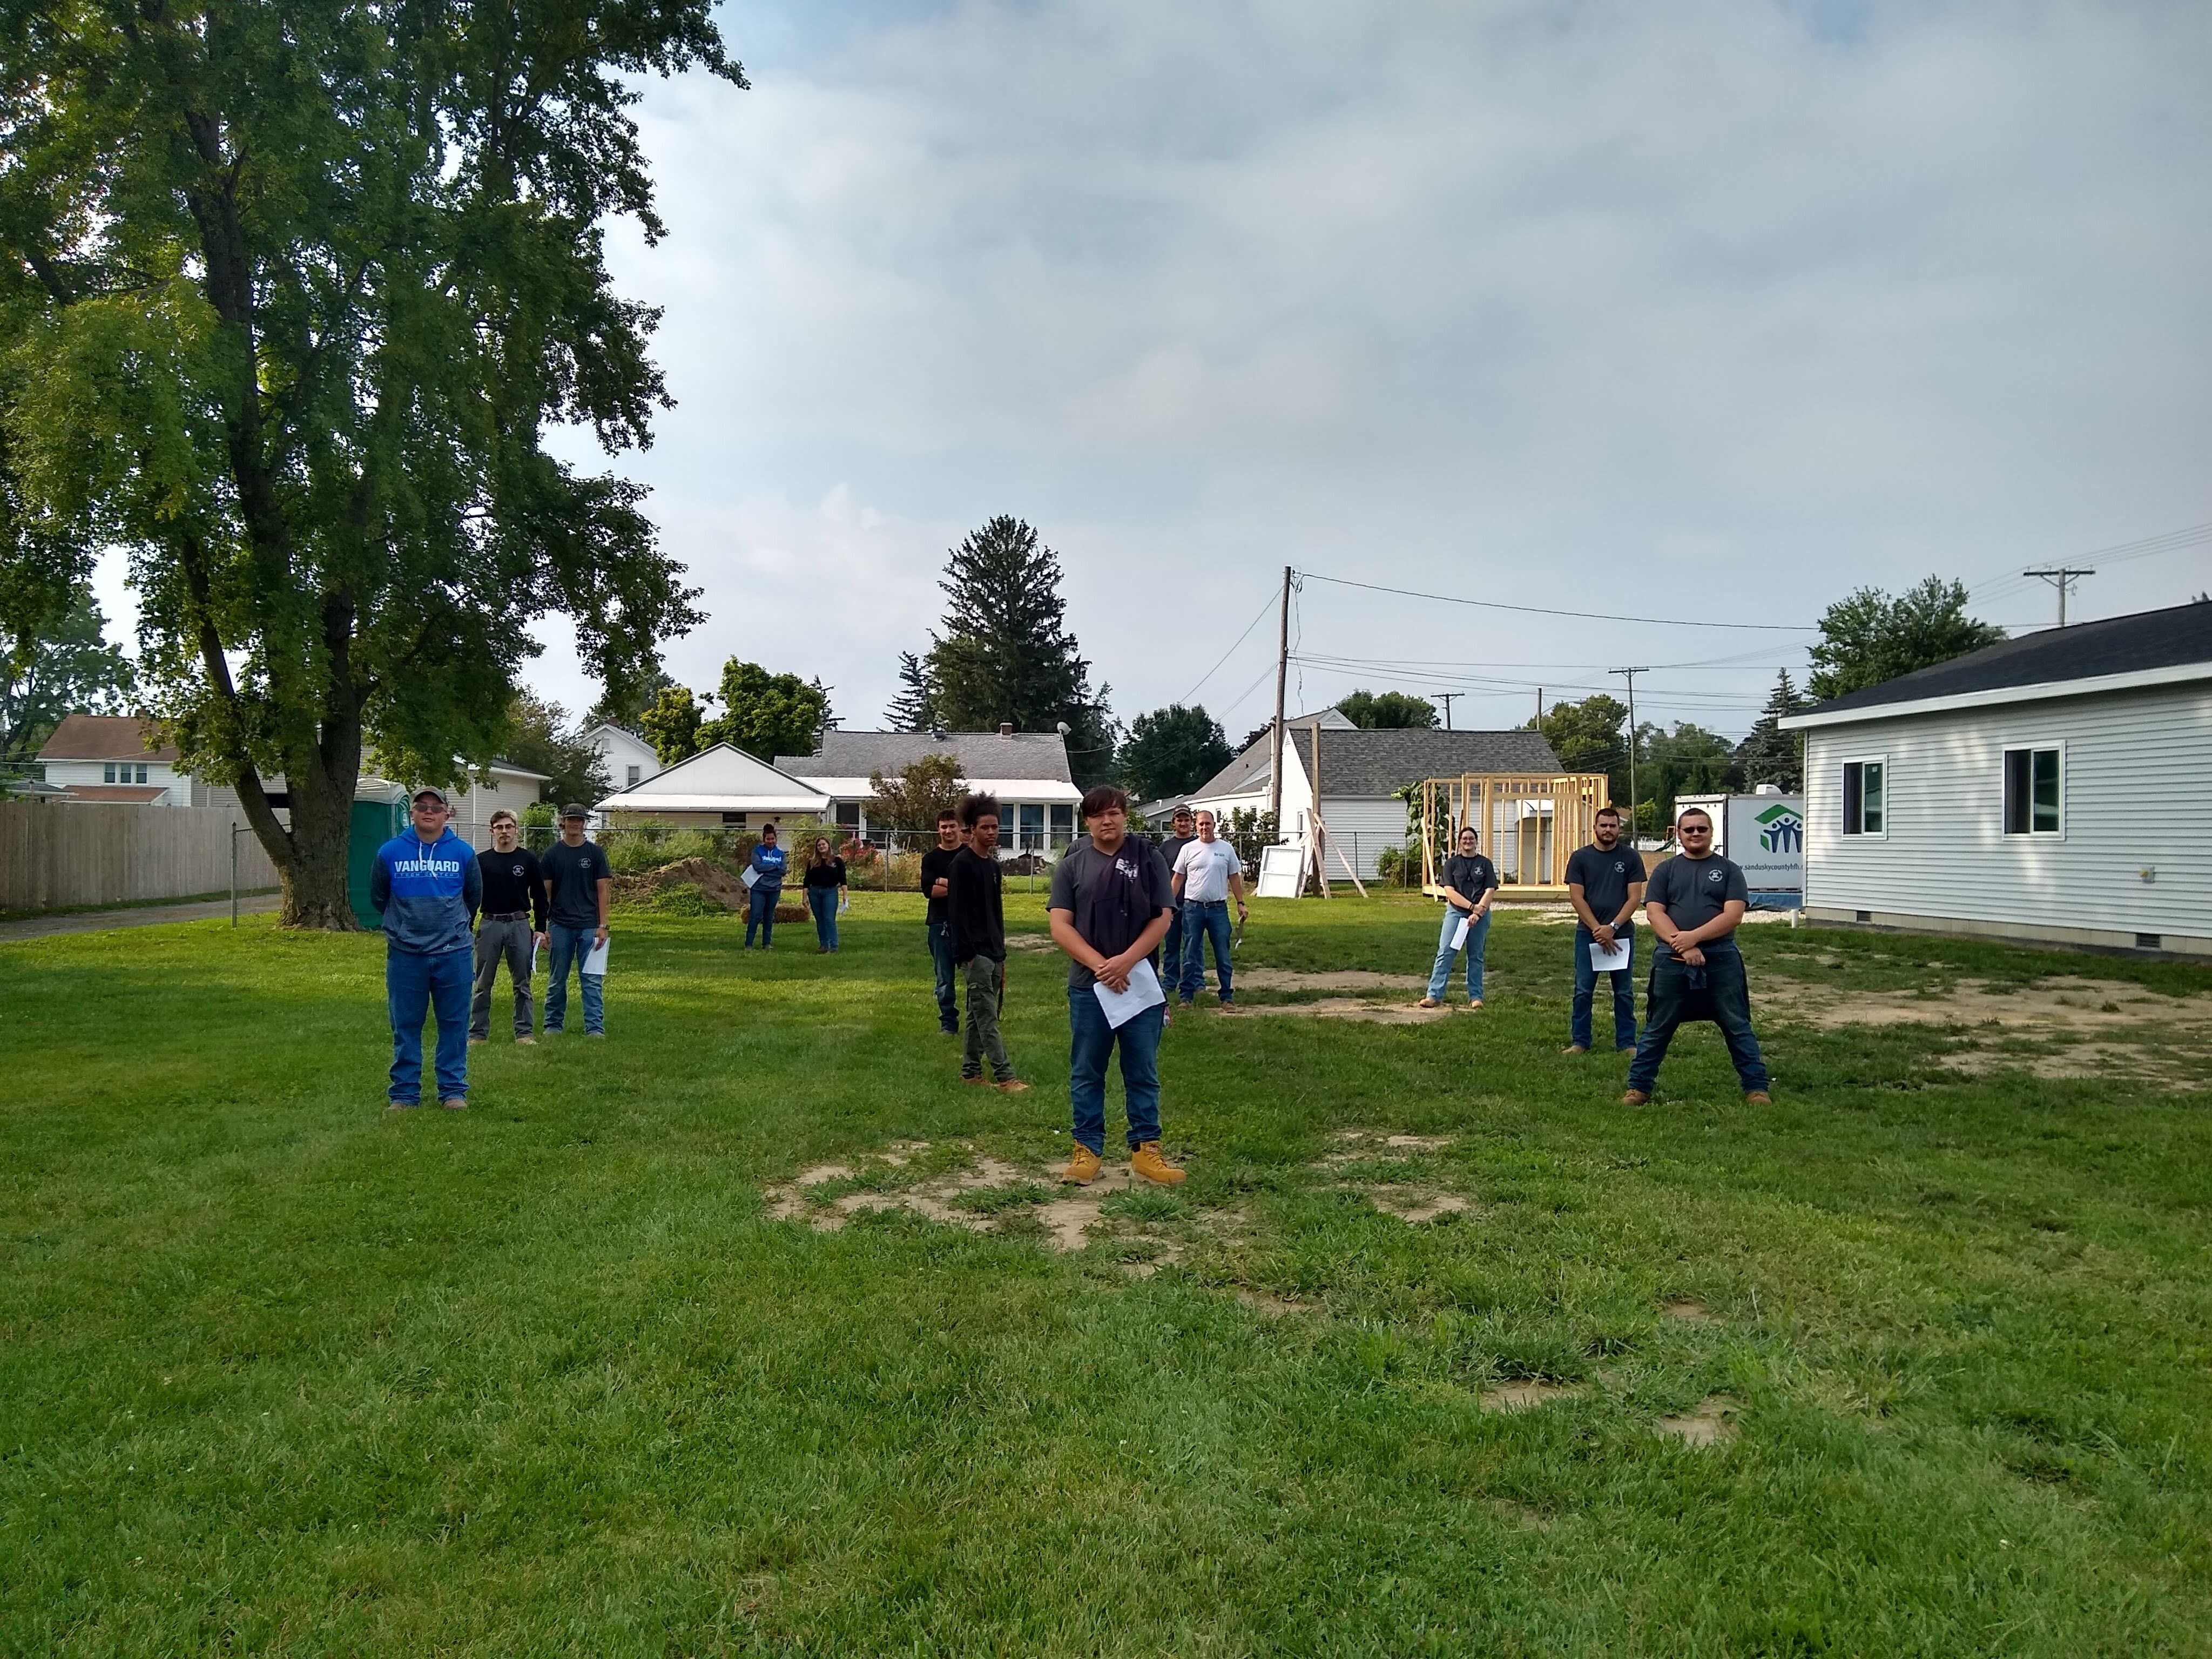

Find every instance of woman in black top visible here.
[803,836,848,952]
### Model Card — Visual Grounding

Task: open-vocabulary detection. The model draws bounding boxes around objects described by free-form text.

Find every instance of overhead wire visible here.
[1174,590,1278,706]
[1296,570,1815,632]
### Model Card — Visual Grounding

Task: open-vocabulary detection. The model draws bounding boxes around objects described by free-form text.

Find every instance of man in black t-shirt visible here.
[469,810,548,1044]
[948,793,1023,1090]
[1420,826,1498,1008]
[1154,804,1196,1011]
[1563,805,1645,1054]
[1623,807,1770,1104]
[540,804,613,1037]
[919,809,963,1034]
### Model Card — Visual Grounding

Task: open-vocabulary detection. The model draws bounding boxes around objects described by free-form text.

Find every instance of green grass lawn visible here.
[5,895,2210,1655]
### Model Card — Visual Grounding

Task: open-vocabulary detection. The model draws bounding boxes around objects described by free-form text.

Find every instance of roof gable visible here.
[777,729,1075,785]
[38,714,178,762]
[611,743,827,799]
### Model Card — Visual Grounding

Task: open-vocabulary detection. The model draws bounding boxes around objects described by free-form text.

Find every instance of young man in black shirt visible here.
[948,793,1026,1091]
[1154,804,1196,1011]
[470,808,549,1044]
[541,804,612,1037]
[1623,807,1770,1105]
[1419,826,1498,1009]
[1563,804,1645,1054]
[919,808,964,1035]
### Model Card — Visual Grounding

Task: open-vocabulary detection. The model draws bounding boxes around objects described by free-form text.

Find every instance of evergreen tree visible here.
[884,651,937,732]
[1735,671,1806,792]
[1118,704,1232,802]
[1808,578,2004,701]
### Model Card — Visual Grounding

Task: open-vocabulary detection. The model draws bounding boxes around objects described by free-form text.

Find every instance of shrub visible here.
[605,827,720,874]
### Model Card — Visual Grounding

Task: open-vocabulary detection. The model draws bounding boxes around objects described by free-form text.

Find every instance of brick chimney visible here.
[999,721,1013,737]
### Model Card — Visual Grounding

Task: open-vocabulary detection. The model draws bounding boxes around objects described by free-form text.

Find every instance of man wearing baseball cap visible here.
[541,802,613,1037]
[369,785,482,1109]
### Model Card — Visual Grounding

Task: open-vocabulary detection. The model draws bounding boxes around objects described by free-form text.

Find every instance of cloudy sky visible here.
[156,0,2212,743]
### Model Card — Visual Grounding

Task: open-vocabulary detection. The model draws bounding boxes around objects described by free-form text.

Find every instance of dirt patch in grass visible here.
[1366,1188,1473,1224]
[1005,934,1059,953]
[1660,1298,1721,1324]
[1235,1288,1316,1317]
[766,1145,1030,1233]
[1233,968,1415,993]
[1655,1395,1741,1447]
[1219,997,1449,1026]
[1316,1132,1471,1222]
[1480,1380,1581,1413]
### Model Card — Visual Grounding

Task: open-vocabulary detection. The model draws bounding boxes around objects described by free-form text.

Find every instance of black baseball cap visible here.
[559,802,589,820]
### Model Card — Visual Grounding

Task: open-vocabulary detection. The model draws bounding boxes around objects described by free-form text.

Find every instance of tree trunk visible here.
[275,780,356,929]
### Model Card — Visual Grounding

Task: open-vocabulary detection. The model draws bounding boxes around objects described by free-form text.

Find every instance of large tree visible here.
[1,580,133,764]
[908,516,1115,784]
[1734,670,1806,792]
[1525,692,1630,805]
[1117,703,1231,803]
[883,650,936,733]
[1636,722,1740,828]
[1337,689,1437,730]
[0,0,736,924]
[1808,578,2004,702]
[700,659,832,763]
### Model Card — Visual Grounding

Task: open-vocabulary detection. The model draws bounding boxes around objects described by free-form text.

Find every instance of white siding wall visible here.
[43,758,192,806]
[1802,683,2212,941]
[1313,797,1406,879]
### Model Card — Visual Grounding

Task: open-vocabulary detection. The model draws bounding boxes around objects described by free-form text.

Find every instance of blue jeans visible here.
[807,885,839,949]
[1179,901,1233,1001]
[1157,908,1183,990]
[1572,922,1638,1050]
[544,923,605,1035]
[1627,943,1769,1095]
[388,946,471,1103]
[745,885,779,947]
[1427,907,1491,1001]
[927,920,958,1031]
[1068,988,1164,1154]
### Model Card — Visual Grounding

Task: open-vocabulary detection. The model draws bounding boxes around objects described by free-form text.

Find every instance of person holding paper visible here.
[1419,825,1498,1009]
[1048,785,1182,1186]
[948,793,1027,1092]
[1171,808,1246,1007]
[802,836,848,953]
[1563,805,1645,1054]
[920,810,965,1034]
[541,804,612,1038]
[469,809,548,1046]
[1622,807,1771,1105]
[370,786,482,1109]
[743,822,787,949]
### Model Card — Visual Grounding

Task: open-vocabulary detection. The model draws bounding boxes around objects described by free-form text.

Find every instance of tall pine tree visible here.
[884,651,937,732]
[1735,670,1806,792]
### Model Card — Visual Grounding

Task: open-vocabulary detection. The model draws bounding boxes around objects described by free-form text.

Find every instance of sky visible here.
[102,0,2212,743]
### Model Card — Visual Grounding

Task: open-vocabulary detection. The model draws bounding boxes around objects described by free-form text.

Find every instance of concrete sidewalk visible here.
[0,894,281,942]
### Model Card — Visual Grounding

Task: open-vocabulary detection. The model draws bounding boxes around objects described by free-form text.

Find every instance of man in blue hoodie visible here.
[370,786,482,1110]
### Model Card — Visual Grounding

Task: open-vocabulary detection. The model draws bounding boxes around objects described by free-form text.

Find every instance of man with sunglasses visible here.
[1622,806,1771,1106]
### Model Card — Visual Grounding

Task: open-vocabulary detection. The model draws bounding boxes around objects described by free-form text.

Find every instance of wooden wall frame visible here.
[1417,773,1613,892]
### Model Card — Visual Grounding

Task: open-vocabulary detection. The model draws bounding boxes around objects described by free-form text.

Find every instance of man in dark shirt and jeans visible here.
[470,808,548,1044]
[919,808,964,1035]
[541,804,612,1037]
[1623,807,1770,1105]
[1563,805,1645,1054]
[948,793,1025,1091]
[1153,804,1196,1022]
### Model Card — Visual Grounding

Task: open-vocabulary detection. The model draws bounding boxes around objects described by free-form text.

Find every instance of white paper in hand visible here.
[1450,914,1471,952]
[1091,957,1166,1029]
[583,936,611,975]
[1588,937,1631,972]
[739,865,759,889]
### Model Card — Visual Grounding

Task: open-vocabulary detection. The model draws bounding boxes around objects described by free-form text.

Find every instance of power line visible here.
[1175,591,1278,706]
[1297,570,1814,632]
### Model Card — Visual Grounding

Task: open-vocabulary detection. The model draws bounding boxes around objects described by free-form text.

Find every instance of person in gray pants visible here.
[470,810,549,1044]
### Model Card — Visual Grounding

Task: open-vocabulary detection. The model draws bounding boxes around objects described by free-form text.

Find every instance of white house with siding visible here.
[1779,600,2212,958]
[588,722,663,793]
[36,715,194,805]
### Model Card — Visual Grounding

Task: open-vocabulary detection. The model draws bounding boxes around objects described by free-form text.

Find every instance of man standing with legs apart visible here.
[948,793,1026,1092]
[1171,809,1247,1007]
[1049,785,1183,1186]
[541,805,612,1038]
[1563,805,1644,1055]
[371,786,482,1110]
[1154,804,1196,1024]
[1420,826,1498,1010]
[920,808,964,1035]
[470,809,548,1047]
[1623,807,1771,1105]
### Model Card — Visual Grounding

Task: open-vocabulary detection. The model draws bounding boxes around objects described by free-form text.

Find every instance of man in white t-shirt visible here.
[1170,810,1247,1006]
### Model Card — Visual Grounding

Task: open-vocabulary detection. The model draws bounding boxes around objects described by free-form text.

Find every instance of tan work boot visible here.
[1130,1142,1186,1185]
[1061,1144,1103,1185]
[1744,1090,1772,1104]
[997,1078,1031,1094]
[1620,1089,1650,1106]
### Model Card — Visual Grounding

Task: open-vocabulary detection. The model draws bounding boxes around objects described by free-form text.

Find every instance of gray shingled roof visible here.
[777,729,1075,783]
[1792,601,2212,720]
[1190,725,1564,799]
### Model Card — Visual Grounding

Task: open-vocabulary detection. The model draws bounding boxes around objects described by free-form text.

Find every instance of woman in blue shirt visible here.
[744,822,788,949]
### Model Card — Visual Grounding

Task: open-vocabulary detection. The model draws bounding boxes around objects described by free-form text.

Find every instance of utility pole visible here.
[1437,692,1459,730]
[1609,667,1647,838]
[1267,565,1291,826]
[1536,687,1544,725]
[2023,566,2095,627]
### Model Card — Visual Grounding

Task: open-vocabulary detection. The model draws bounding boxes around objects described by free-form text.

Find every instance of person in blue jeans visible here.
[1170,810,1247,1005]
[541,803,613,1037]
[1047,786,1184,1188]
[744,822,787,948]
[1421,825,1498,1008]
[802,835,848,950]
[920,811,963,1033]
[369,786,481,1109]
[1152,805,1195,1017]
[1563,805,1645,1054]
[1623,809,1771,1105]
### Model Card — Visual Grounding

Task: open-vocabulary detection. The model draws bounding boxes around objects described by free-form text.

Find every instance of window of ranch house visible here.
[1019,804,1044,848]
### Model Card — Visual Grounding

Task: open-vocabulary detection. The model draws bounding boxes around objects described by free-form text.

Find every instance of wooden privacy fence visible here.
[1417,773,1613,891]
[0,802,279,911]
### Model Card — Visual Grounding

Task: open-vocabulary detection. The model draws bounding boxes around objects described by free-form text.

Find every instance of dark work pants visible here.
[470,916,535,1038]
[1570,922,1637,1051]
[927,920,958,1031]
[1627,943,1768,1095]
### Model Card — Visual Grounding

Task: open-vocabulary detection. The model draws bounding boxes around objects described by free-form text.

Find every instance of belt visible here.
[483,911,529,921]
[1185,898,1229,907]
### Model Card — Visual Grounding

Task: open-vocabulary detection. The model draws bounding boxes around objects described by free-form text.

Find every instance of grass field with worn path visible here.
[5,895,2210,1654]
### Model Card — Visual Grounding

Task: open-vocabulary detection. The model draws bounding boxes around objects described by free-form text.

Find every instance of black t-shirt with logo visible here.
[477,845,547,928]
[1565,842,1643,924]
[1441,853,1498,914]
[920,845,959,925]
[1645,852,1749,960]
[1049,838,1175,989]
[542,838,613,928]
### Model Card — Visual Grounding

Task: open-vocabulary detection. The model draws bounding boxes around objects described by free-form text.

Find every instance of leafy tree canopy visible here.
[639,685,706,766]
[1808,578,2004,702]
[1118,704,1231,804]
[1735,670,1806,793]
[1525,693,1629,805]
[868,753,966,834]
[700,659,831,763]
[497,691,609,809]
[0,0,736,923]
[1,581,133,764]
[587,669,678,734]
[1636,722,1739,827]
[1337,689,1437,730]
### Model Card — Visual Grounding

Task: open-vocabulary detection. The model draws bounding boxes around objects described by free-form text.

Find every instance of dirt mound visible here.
[618,856,749,911]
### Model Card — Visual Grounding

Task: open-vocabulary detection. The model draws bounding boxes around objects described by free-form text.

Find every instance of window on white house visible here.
[1842,759,1885,836]
[625,764,640,787]
[834,801,861,831]
[1050,805,1074,844]
[138,764,149,783]
[103,763,116,783]
[2003,746,2061,835]
[1019,803,1044,848]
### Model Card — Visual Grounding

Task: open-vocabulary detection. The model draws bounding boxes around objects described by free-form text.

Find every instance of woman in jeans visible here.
[803,835,848,952]
[1420,825,1498,1009]
[744,822,787,949]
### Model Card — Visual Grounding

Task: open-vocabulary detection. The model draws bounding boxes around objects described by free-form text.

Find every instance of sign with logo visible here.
[1725,795,1804,899]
